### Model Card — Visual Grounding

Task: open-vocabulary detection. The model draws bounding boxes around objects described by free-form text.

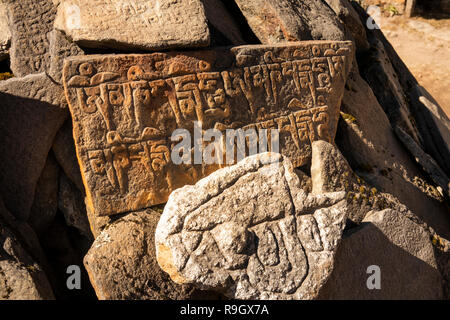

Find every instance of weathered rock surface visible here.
[311,140,417,224]
[319,209,444,299]
[52,120,84,192]
[28,153,60,235]
[414,85,450,152]
[324,0,370,51]
[234,0,346,43]
[395,127,450,199]
[38,215,95,299]
[58,173,92,240]
[84,209,200,300]
[54,0,210,51]
[1,0,57,76]
[0,3,10,61]
[355,6,450,178]
[0,74,68,220]
[85,204,113,239]
[336,68,450,239]
[63,41,353,217]
[156,153,348,299]
[48,29,84,84]
[0,198,54,300]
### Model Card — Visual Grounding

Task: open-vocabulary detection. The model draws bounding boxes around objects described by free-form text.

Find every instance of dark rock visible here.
[0,197,55,300]
[84,209,204,300]
[0,73,68,220]
[58,173,93,240]
[234,0,346,43]
[52,120,84,192]
[28,153,60,235]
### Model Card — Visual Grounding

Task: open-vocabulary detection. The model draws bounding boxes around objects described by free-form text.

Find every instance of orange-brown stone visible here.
[62,41,354,216]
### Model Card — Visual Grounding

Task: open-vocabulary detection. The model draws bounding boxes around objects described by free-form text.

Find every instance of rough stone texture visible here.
[54,0,210,51]
[52,120,84,192]
[1,0,56,76]
[58,173,93,240]
[354,6,450,178]
[156,153,348,300]
[0,198,54,300]
[48,29,84,84]
[62,41,353,217]
[85,204,113,239]
[319,209,444,299]
[294,167,312,193]
[310,140,418,224]
[414,85,450,163]
[360,36,422,146]
[336,68,450,239]
[201,0,245,45]
[0,74,68,220]
[84,209,201,300]
[311,140,359,195]
[395,127,449,199]
[28,153,60,235]
[0,3,10,61]
[234,0,346,44]
[324,0,370,51]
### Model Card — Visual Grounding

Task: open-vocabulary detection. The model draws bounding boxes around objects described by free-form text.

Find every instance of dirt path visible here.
[380,15,450,117]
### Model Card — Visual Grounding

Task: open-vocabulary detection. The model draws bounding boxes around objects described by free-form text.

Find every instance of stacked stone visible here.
[0,0,448,300]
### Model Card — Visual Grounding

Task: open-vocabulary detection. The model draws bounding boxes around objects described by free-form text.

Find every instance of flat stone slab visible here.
[62,41,353,216]
[54,0,210,51]
[155,153,348,299]
[2,0,57,76]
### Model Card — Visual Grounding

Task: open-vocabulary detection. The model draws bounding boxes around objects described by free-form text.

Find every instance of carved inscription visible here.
[54,0,210,51]
[3,0,57,76]
[63,41,354,216]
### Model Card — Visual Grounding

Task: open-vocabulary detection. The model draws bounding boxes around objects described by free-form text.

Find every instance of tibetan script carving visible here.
[62,41,354,216]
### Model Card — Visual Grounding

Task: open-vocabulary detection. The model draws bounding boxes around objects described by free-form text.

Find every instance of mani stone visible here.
[2,0,57,76]
[62,41,354,216]
[54,0,210,51]
[155,152,349,300]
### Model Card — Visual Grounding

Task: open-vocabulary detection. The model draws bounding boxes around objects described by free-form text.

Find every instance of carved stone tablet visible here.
[62,41,353,216]
[155,153,348,299]
[54,0,210,51]
[2,0,57,76]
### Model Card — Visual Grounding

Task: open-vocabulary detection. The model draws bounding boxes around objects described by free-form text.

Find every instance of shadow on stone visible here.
[318,220,443,299]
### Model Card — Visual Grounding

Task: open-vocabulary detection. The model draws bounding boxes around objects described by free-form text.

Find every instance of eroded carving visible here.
[54,0,210,51]
[155,153,348,299]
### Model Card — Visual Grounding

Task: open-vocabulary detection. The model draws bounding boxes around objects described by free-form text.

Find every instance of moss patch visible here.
[340,112,357,124]
[0,72,13,81]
